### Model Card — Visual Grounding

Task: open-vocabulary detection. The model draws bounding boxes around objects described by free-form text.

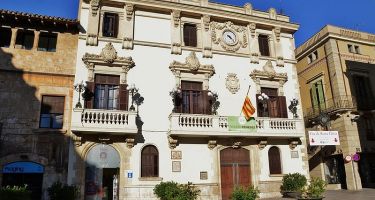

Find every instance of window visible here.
[141,145,159,177]
[40,96,65,129]
[38,32,57,52]
[257,88,287,118]
[352,75,374,110]
[258,34,270,57]
[268,146,282,175]
[354,45,360,54]
[310,80,326,113]
[0,27,12,48]
[15,30,34,50]
[348,44,360,54]
[94,74,120,110]
[307,51,318,64]
[183,23,197,47]
[102,13,119,38]
[178,81,210,114]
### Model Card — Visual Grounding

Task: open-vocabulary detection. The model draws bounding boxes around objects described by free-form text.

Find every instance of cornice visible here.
[112,0,299,33]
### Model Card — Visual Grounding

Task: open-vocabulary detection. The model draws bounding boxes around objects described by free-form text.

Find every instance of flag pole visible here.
[240,85,251,116]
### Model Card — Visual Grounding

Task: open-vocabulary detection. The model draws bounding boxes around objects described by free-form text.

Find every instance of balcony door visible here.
[178,81,210,114]
[220,148,251,200]
[310,80,326,114]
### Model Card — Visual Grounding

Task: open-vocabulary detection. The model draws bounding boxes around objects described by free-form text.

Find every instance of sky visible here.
[1,0,374,46]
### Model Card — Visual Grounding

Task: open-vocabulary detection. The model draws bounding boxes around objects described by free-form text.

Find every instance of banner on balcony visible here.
[228,116,257,132]
[308,131,340,146]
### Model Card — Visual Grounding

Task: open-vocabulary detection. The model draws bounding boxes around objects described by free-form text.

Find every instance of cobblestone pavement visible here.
[263,188,375,200]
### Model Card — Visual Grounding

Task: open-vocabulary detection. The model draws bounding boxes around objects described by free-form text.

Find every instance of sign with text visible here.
[228,116,257,132]
[308,131,340,146]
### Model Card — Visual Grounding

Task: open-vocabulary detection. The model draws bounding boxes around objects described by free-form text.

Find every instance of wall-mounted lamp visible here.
[169,87,182,112]
[127,83,139,111]
[208,91,220,115]
[74,81,86,108]
[258,93,269,115]
[288,98,299,119]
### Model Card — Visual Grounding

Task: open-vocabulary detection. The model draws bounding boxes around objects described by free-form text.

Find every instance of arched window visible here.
[268,146,282,174]
[141,145,159,177]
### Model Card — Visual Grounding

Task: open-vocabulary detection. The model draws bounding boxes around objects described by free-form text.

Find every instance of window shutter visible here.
[202,90,211,115]
[119,84,128,110]
[114,14,119,38]
[311,83,319,111]
[141,146,159,177]
[277,96,288,118]
[258,35,270,57]
[316,81,326,110]
[268,147,282,174]
[183,24,197,47]
[85,81,95,109]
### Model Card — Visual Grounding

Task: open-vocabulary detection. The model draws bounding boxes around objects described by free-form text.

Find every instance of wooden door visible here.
[220,148,250,200]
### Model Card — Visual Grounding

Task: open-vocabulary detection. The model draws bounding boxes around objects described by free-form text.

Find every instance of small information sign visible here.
[308,131,340,146]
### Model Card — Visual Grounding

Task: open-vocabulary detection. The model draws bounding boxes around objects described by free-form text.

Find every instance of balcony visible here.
[71,108,138,135]
[304,95,357,120]
[168,113,305,138]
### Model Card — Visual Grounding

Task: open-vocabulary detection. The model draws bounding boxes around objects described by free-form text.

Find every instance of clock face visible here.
[222,30,237,45]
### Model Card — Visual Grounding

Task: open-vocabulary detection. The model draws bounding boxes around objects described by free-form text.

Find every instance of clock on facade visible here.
[222,30,237,45]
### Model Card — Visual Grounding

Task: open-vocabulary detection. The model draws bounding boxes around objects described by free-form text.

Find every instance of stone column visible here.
[171,10,182,55]
[33,31,40,50]
[122,3,135,50]
[10,28,18,48]
[201,15,212,58]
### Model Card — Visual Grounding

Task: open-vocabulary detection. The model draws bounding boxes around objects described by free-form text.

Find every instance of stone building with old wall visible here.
[296,25,375,190]
[68,1,309,199]
[0,10,79,200]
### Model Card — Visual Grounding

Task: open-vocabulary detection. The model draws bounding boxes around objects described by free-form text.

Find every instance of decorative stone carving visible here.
[172,10,181,28]
[170,52,215,77]
[125,4,134,21]
[258,138,267,149]
[250,52,259,64]
[276,56,284,67]
[274,27,281,42]
[168,136,178,149]
[269,8,277,19]
[126,138,135,148]
[289,139,299,150]
[202,15,210,31]
[250,60,287,82]
[232,141,242,149]
[73,134,83,147]
[249,23,256,38]
[203,47,212,58]
[122,37,133,50]
[225,73,240,94]
[244,3,253,15]
[211,21,248,52]
[100,43,117,63]
[86,34,98,46]
[171,43,182,55]
[90,0,100,16]
[208,140,217,150]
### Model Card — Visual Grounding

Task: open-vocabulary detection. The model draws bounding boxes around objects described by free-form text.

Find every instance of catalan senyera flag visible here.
[242,96,256,121]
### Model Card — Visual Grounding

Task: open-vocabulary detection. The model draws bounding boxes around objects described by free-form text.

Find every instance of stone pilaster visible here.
[10,28,18,48]
[86,0,101,46]
[201,15,212,58]
[33,31,40,50]
[248,23,259,63]
[122,3,135,50]
[171,10,182,55]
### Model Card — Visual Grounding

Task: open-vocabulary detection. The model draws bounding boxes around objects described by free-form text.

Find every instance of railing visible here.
[304,95,357,119]
[71,108,138,134]
[169,113,304,137]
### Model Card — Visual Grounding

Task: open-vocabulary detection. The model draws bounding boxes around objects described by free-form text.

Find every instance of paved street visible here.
[264,189,375,200]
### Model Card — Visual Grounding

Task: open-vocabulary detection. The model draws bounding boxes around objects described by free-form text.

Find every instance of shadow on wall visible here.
[0,47,70,199]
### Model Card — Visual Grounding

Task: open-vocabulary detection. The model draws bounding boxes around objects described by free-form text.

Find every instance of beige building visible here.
[296,25,375,190]
[0,10,79,199]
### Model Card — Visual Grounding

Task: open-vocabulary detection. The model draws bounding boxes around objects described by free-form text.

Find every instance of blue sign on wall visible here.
[2,162,44,174]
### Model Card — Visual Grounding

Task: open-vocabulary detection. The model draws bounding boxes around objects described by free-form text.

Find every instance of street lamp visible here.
[258,93,269,117]
[74,81,86,108]
[127,83,139,111]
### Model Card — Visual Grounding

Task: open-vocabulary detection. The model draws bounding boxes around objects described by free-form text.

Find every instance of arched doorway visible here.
[2,161,44,200]
[220,147,250,200]
[85,144,120,200]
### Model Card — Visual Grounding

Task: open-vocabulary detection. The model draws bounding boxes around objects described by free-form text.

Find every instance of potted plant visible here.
[280,173,307,198]
[231,185,259,200]
[298,177,327,200]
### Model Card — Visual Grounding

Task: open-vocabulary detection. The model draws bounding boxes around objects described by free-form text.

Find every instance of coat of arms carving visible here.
[100,42,117,63]
[226,73,240,94]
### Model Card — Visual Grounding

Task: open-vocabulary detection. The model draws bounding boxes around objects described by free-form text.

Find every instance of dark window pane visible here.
[38,32,57,52]
[0,27,12,48]
[94,75,120,110]
[258,34,270,57]
[103,13,119,38]
[180,81,206,114]
[16,30,34,50]
[141,145,159,177]
[183,24,197,47]
[40,96,65,129]
[268,146,282,174]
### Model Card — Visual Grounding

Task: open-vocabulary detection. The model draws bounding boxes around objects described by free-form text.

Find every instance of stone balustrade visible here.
[71,108,138,135]
[169,113,304,137]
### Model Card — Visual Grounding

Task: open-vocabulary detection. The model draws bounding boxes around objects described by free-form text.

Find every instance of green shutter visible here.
[316,80,326,110]
[311,83,319,112]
